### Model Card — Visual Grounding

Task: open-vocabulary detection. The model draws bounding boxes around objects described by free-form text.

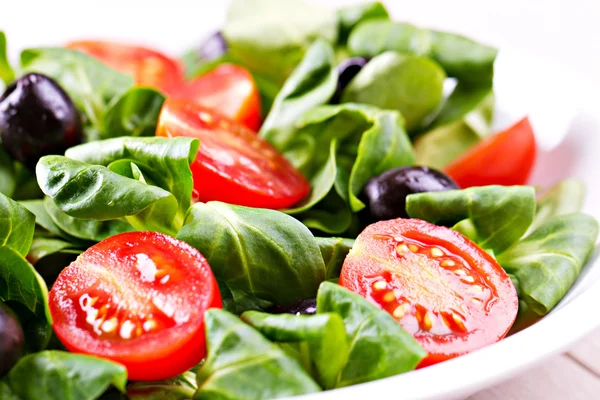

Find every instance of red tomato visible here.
[67,41,184,94]
[49,231,221,381]
[340,219,518,367]
[157,99,310,209]
[171,64,262,131]
[444,117,537,188]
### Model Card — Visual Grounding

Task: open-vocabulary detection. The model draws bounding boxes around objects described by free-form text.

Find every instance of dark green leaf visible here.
[101,87,166,139]
[195,309,321,399]
[241,311,347,389]
[3,302,52,354]
[407,185,536,253]
[36,155,174,221]
[0,147,16,197]
[498,213,599,316]
[1,351,127,400]
[43,197,135,243]
[529,179,585,233]
[127,372,197,400]
[316,282,425,387]
[0,246,50,322]
[21,47,133,133]
[337,2,389,42]
[259,40,337,149]
[10,163,44,201]
[316,237,354,279]
[341,51,446,131]
[0,192,36,256]
[414,84,495,168]
[223,0,338,86]
[65,136,199,223]
[0,32,15,86]
[348,20,497,86]
[300,191,355,235]
[177,202,325,304]
[19,199,82,243]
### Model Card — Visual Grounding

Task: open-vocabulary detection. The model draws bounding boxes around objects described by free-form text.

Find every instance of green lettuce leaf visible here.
[0,192,36,256]
[0,31,15,86]
[528,179,585,233]
[337,2,389,42]
[315,237,354,279]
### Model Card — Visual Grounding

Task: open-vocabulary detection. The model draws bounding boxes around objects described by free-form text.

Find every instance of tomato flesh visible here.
[171,64,262,131]
[49,232,221,381]
[340,219,518,367]
[157,99,310,209]
[67,41,184,94]
[445,117,537,188]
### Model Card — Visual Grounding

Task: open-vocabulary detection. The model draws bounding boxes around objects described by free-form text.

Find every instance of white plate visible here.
[4,3,600,399]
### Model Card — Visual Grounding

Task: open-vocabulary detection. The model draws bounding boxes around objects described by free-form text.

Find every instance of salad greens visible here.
[0,192,36,257]
[337,2,390,42]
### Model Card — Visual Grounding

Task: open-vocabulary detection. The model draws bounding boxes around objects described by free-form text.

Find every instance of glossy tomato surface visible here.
[157,99,310,209]
[340,219,518,367]
[445,117,537,188]
[171,64,262,131]
[67,41,184,94]
[49,232,221,381]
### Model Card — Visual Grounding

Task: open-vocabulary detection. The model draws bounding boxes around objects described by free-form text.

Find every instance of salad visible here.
[0,0,598,399]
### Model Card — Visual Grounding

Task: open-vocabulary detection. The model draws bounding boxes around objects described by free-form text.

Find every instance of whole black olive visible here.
[269,298,317,316]
[198,31,227,61]
[331,57,368,104]
[361,166,459,223]
[0,73,82,168]
[0,303,24,375]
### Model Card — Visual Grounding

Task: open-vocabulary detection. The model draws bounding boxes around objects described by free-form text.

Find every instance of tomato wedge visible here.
[49,232,221,381]
[66,41,184,94]
[157,99,310,209]
[171,64,262,131]
[444,117,537,188]
[340,219,518,367]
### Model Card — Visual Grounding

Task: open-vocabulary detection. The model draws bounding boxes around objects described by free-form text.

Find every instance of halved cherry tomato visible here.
[49,231,221,381]
[157,99,310,209]
[340,219,518,367]
[171,64,262,131]
[67,41,184,94]
[444,117,536,188]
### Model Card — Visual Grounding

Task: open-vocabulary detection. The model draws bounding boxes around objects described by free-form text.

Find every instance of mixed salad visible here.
[0,0,598,399]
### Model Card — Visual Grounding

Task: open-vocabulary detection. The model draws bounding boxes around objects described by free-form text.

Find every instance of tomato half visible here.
[444,117,537,188]
[157,99,310,209]
[67,41,184,94]
[340,219,518,367]
[49,231,221,381]
[171,64,262,131]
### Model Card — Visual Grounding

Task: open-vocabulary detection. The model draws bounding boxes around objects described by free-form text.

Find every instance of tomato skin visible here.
[49,232,221,381]
[171,64,262,131]
[444,117,537,188]
[157,99,310,209]
[66,41,184,94]
[340,218,518,367]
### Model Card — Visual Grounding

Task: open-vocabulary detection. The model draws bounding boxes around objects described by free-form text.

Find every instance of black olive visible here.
[0,303,24,375]
[269,298,317,316]
[361,166,459,223]
[197,31,227,61]
[331,57,368,104]
[0,73,82,168]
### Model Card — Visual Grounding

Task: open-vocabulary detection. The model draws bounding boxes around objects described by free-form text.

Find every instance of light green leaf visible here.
[337,2,389,41]
[0,192,36,256]
[316,237,354,280]
[0,147,16,197]
[0,31,15,86]
[528,179,585,233]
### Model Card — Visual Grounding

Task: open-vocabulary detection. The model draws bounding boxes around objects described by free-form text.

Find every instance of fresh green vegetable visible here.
[498,213,599,316]
[414,84,495,168]
[21,47,133,135]
[348,20,497,86]
[0,351,127,400]
[241,311,347,389]
[223,0,338,87]
[316,237,355,279]
[529,179,585,233]
[26,237,77,265]
[195,309,321,399]
[341,51,446,130]
[406,185,536,253]
[260,40,337,150]
[337,2,389,41]
[0,148,16,198]
[177,201,326,304]
[127,372,197,400]
[0,32,15,86]
[316,282,425,387]
[101,87,166,139]
[0,192,36,257]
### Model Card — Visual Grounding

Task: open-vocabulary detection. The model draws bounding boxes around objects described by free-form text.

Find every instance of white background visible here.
[2,0,600,85]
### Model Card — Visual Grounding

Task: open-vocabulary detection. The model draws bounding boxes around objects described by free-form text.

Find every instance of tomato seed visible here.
[463,276,475,283]
[119,320,136,340]
[408,244,419,252]
[382,291,396,303]
[422,312,433,331]
[454,269,466,276]
[469,285,483,293]
[372,280,387,291]
[393,303,408,319]
[396,244,409,255]
[452,313,467,332]
[430,247,444,257]
[101,318,118,333]
[441,260,456,267]
[471,298,482,304]
[198,111,213,123]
